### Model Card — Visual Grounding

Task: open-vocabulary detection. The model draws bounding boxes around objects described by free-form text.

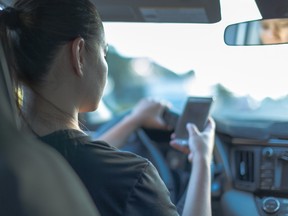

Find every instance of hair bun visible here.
[1,7,21,29]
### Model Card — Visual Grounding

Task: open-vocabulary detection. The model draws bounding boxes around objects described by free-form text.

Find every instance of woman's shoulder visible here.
[39,129,150,171]
[80,137,151,174]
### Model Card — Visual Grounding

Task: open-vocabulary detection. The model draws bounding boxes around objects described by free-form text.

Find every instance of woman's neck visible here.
[22,88,81,136]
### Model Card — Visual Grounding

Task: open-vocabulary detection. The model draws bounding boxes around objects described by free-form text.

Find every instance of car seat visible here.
[0,41,101,216]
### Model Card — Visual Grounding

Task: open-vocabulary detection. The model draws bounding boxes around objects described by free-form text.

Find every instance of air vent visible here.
[235,150,254,182]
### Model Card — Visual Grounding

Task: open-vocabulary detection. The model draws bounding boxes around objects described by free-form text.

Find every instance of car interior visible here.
[1,0,288,216]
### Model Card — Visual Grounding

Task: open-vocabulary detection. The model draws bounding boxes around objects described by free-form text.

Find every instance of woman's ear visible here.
[71,37,85,77]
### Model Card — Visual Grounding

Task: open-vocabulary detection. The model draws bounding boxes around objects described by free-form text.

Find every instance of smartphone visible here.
[174,96,214,145]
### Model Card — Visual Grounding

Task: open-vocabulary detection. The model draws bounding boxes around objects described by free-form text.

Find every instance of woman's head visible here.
[0,0,108,113]
[260,18,288,44]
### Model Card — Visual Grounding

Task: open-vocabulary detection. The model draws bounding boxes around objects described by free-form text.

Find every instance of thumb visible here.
[186,123,199,136]
[203,117,215,133]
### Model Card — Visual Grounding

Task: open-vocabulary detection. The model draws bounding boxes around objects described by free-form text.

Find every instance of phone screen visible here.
[174,96,213,145]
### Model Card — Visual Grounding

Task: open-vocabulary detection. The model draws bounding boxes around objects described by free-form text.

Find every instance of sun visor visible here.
[92,0,221,23]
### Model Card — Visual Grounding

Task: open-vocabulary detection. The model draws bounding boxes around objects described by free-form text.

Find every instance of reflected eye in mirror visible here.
[224,18,288,46]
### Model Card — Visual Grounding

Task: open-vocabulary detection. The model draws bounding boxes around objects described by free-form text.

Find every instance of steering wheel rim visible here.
[135,128,176,203]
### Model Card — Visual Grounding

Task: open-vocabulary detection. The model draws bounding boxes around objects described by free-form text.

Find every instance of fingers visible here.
[170,118,215,154]
[188,153,193,162]
[203,117,216,133]
[170,141,190,154]
[186,123,200,136]
[136,98,175,130]
[170,133,176,139]
[144,97,171,111]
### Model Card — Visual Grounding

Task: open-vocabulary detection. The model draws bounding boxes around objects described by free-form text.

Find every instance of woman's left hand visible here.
[129,98,171,130]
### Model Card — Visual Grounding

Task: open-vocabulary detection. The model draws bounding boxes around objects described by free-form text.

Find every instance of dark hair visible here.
[0,0,104,86]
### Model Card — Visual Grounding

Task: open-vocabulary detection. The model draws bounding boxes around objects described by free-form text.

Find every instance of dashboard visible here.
[215,119,288,216]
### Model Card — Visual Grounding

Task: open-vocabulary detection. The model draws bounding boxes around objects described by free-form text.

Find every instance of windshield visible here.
[87,0,288,124]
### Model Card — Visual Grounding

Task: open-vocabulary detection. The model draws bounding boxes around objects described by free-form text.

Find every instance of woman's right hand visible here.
[170,117,215,163]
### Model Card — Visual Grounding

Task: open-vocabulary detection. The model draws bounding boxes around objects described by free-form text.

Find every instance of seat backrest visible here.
[0,41,100,216]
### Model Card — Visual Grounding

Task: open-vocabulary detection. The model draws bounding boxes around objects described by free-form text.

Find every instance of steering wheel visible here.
[134,128,177,202]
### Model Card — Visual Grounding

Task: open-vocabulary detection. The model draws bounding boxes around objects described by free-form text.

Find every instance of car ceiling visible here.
[2,0,287,23]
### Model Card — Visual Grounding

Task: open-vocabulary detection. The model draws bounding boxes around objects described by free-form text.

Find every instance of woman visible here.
[260,18,288,44]
[0,0,215,215]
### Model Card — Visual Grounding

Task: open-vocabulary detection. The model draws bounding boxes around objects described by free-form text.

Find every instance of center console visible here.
[230,138,288,215]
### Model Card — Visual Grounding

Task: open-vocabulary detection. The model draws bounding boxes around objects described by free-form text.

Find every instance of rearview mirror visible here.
[224,18,288,46]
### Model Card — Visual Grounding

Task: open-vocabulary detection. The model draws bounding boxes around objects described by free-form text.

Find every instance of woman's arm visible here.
[98,98,170,148]
[170,118,215,216]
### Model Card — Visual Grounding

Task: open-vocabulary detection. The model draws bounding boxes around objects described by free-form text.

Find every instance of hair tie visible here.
[1,7,21,29]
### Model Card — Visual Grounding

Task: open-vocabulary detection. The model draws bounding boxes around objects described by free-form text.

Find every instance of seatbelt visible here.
[0,40,20,128]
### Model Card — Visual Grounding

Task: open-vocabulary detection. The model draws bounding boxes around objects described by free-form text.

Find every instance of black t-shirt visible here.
[39,130,179,216]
